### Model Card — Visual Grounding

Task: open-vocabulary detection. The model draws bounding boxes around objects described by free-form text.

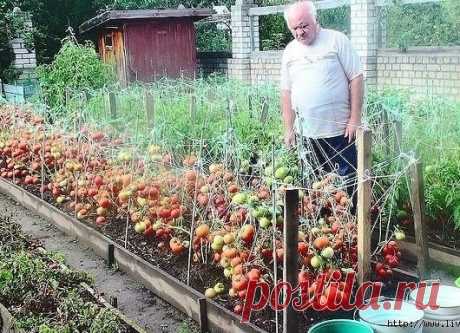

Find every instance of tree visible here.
[3,0,100,64]
[0,2,30,82]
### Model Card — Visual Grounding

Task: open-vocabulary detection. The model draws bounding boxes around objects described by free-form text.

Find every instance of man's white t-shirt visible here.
[280,28,362,139]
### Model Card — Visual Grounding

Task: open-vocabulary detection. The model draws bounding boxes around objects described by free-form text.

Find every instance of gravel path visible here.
[0,192,198,333]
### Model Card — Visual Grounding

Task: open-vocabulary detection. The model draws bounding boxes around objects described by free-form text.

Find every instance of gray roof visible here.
[79,8,214,34]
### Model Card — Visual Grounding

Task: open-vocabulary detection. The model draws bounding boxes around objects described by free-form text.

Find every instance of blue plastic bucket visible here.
[308,319,373,333]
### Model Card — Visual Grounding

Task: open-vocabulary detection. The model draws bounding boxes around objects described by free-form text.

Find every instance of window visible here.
[105,33,113,50]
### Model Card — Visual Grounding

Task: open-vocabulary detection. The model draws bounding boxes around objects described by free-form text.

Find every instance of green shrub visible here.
[36,39,112,110]
[369,88,460,230]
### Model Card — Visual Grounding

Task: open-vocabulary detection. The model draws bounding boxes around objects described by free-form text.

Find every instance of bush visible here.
[37,39,112,110]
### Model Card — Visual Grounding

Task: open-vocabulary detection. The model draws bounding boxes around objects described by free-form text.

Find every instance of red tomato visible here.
[298,242,308,255]
[247,268,261,281]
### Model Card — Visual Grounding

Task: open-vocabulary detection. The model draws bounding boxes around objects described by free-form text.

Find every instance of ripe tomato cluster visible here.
[374,241,401,280]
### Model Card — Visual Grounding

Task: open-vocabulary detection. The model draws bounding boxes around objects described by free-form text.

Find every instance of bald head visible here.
[284,1,319,45]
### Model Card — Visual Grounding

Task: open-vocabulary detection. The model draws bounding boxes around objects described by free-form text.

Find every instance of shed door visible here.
[124,19,197,82]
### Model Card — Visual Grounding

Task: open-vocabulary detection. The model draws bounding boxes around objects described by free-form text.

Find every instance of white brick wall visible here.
[376,48,460,100]
[10,14,37,78]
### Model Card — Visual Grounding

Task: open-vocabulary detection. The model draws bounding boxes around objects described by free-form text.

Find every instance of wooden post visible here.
[108,92,117,119]
[248,94,253,118]
[283,188,299,333]
[144,89,154,129]
[394,120,402,154]
[109,296,118,308]
[382,108,390,156]
[108,243,115,268]
[357,128,372,285]
[260,98,269,123]
[198,298,208,333]
[409,157,429,279]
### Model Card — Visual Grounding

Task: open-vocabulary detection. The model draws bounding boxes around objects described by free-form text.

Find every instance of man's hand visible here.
[284,130,296,148]
[344,117,360,143]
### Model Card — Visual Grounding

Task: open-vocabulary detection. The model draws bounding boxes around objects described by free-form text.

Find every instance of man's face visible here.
[288,9,318,46]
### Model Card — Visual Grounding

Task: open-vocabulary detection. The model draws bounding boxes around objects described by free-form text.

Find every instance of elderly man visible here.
[281,1,364,181]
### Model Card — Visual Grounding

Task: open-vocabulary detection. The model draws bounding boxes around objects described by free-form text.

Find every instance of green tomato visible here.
[232,193,248,205]
[214,282,225,294]
[134,222,146,234]
[259,216,271,229]
[275,167,289,180]
[310,255,323,268]
[321,247,334,259]
[205,288,217,298]
[395,230,406,241]
[283,175,294,184]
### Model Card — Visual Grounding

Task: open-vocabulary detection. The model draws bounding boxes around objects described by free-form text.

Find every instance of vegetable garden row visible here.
[0,78,456,332]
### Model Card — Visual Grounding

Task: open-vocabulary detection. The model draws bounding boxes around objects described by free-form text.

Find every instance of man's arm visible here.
[344,74,364,143]
[281,89,296,147]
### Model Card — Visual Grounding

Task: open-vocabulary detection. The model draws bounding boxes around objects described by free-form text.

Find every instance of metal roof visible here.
[79,8,214,34]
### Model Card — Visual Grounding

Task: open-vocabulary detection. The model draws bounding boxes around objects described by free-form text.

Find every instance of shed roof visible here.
[79,8,214,34]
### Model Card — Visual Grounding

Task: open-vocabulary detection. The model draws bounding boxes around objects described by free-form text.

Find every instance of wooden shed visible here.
[79,9,213,85]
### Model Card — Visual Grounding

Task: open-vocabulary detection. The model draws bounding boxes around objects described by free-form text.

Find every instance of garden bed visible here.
[0,176,421,333]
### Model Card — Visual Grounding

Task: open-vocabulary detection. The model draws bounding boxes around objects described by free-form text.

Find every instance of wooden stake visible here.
[108,243,115,268]
[394,120,402,154]
[144,89,155,129]
[283,188,299,333]
[108,92,117,119]
[357,128,372,285]
[248,94,253,118]
[109,296,118,308]
[260,98,269,123]
[198,298,208,333]
[409,157,429,279]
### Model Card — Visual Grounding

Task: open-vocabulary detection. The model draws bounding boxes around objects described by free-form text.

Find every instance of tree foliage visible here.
[2,0,100,65]
[0,2,31,83]
[385,1,460,49]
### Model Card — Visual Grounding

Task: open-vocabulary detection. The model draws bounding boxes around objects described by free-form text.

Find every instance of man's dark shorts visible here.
[305,135,357,178]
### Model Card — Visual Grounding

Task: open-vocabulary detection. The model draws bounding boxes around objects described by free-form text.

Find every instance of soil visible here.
[0,192,198,333]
